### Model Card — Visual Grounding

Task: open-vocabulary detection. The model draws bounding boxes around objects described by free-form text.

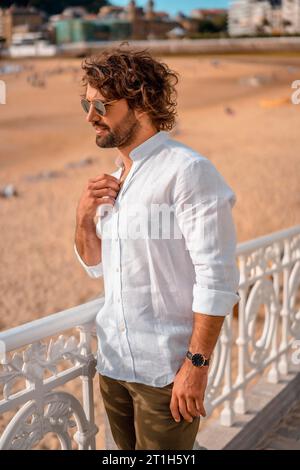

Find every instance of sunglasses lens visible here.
[94,100,106,116]
[81,99,106,116]
[81,99,90,113]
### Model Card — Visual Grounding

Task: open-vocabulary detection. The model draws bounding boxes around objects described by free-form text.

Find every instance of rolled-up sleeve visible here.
[74,243,103,279]
[173,158,240,316]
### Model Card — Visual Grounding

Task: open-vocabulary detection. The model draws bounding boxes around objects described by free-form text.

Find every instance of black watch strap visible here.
[186,351,210,367]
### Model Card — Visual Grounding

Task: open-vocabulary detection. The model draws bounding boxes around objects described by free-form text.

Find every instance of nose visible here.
[86,103,101,124]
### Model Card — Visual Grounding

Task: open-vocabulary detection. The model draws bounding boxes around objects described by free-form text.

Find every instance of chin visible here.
[96,136,112,148]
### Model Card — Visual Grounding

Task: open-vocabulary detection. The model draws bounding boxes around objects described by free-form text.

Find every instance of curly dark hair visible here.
[81,45,179,131]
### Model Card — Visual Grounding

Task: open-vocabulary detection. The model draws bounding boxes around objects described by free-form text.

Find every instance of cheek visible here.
[105,111,123,127]
[105,119,115,131]
[99,117,111,129]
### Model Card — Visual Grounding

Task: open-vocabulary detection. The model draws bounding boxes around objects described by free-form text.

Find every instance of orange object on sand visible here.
[259,97,291,108]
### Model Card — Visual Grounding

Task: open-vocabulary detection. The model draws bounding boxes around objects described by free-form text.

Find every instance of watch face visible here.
[192,353,205,367]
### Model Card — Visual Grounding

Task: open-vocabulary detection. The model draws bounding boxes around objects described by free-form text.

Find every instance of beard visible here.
[95,108,141,149]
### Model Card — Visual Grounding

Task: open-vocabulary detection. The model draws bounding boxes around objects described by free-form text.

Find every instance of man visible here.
[74,47,240,450]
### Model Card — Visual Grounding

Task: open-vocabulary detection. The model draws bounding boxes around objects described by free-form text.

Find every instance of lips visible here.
[94,126,107,135]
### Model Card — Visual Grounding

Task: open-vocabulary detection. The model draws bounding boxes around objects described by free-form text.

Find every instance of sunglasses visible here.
[81,98,119,117]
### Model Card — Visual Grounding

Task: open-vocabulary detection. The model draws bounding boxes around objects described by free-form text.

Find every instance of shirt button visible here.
[120,323,125,332]
[117,298,121,303]
[116,267,120,272]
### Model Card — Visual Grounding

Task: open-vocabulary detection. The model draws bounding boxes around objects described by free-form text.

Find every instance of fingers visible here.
[170,394,181,423]
[86,174,121,205]
[95,197,116,206]
[88,174,120,191]
[89,173,120,183]
[186,397,201,418]
[170,394,204,423]
[91,188,119,199]
[195,398,206,418]
[90,180,120,192]
[178,397,194,423]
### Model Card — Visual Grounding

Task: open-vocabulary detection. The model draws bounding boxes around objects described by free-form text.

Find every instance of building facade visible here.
[0,6,44,46]
[282,0,300,33]
[0,8,12,46]
[98,0,178,40]
[228,0,300,35]
[51,0,179,42]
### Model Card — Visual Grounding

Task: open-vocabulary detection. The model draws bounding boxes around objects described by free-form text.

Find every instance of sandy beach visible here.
[1,53,299,329]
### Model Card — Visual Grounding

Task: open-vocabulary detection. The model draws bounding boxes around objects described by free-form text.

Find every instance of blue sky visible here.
[110,1,229,17]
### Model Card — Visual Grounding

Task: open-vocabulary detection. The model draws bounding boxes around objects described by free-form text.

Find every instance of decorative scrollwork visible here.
[0,336,95,400]
[288,260,300,337]
[244,243,283,281]
[0,392,98,450]
[244,278,279,366]
[290,233,300,262]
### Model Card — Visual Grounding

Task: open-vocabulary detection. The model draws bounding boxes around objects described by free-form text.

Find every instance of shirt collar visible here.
[114,131,169,168]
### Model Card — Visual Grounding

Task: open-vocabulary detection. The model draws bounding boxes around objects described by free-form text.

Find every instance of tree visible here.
[198,14,228,34]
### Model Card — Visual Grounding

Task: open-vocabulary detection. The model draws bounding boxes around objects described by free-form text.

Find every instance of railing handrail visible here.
[236,224,300,255]
[0,296,104,353]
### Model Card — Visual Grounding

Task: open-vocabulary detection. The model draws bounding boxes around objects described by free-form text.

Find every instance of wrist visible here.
[186,350,210,368]
[76,215,95,230]
[183,358,209,374]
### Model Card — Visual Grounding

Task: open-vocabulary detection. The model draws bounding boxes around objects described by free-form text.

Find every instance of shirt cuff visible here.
[192,285,240,316]
[74,243,103,279]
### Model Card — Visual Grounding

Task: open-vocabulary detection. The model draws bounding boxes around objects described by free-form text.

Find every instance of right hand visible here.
[76,173,121,226]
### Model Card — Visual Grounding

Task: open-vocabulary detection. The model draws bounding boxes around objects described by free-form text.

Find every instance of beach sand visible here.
[0,53,299,448]
[1,53,299,328]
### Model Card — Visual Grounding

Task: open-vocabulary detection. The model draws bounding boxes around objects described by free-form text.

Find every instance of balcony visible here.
[0,225,299,450]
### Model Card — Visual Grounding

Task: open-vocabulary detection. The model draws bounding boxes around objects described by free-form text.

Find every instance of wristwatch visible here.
[186,351,210,367]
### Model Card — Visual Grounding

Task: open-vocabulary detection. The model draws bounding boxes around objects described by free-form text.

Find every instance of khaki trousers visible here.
[99,373,200,450]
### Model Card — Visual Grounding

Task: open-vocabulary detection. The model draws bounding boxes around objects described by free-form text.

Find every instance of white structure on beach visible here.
[228,0,300,36]
[8,32,57,57]
[282,0,300,33]
[228,0,256,36]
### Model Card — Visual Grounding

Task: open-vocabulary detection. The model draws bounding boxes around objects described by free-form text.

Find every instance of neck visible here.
[117,126,158,172]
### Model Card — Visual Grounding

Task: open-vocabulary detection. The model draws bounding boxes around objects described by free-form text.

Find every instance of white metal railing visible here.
[0,225,299,449]
[0,298,104,449]
[206,224,300,425]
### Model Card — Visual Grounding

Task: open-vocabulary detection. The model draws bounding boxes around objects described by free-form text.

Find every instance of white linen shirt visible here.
[74,131,240,387]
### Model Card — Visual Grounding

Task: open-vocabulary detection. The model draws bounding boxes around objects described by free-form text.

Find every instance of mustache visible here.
[93,123,109,130]
[92,121,109,129]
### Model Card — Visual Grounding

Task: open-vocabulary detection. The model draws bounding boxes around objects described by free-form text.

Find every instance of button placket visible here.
[113,211,121,307]
[113,169,137,370]
[114,213,125,332]
[117,161,138,201]
[116,211,129,337]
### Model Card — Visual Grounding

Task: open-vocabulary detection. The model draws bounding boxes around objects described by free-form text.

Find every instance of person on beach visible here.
[74,46,240,450]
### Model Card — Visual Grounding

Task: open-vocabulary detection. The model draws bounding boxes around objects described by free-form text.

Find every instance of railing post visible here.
[279,239,291,376]
[267,242,281,383]
[234,255,247,414]
[79,323,97,450]
[220,313,234,426]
